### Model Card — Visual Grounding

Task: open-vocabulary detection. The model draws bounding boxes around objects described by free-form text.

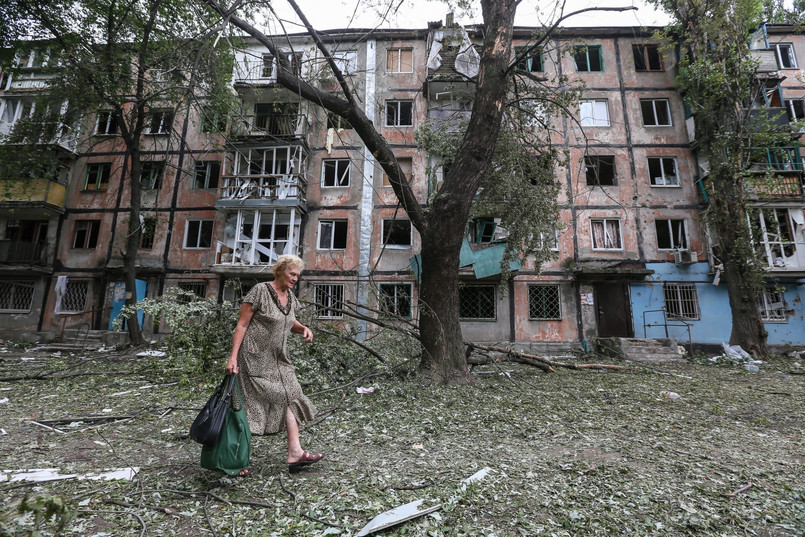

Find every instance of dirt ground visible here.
[1,345,803,536]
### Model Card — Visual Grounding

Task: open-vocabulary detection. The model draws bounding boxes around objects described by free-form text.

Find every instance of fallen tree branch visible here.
[466,343,629,373]
[105,499,181,516]
[721,483,753,498]
[316,327,386,363]
[0,371,133,382]
[76,509,146,537]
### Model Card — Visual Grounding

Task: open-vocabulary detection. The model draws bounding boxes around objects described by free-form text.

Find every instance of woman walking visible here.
[225,254,324,475]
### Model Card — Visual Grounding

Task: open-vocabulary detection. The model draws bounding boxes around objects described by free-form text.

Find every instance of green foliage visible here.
[0,494,72,537]
[115,289,239,380]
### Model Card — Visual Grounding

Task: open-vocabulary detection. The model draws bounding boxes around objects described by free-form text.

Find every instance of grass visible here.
[0,344,803,536]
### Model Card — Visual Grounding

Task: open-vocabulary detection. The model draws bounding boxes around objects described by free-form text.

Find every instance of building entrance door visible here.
[594,282,633,337]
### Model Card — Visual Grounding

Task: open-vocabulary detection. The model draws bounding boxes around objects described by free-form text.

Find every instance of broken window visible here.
[227,210,299,265]
[641,99,672,126]
[146,110,173,134]
[648,157,679,186]
[633,44,663,71]
[458,285,496,320]
[574,45,603,72]
[139,216,157,249]
[775,43,797,69]
[528,285,561,320]
[655,219,688,250]
[590,218,622,249]
[382,219,412,248]
[184,219,213,249]
[193,161,220,190]
[756,208,804,269]
[315,284,344,319]
[322,159,350,187]
[386,100,413,127]
[318,220,348,250]
[84,163,111,191]
[758,287,786,322]
[379,283,412,318]
[95,111,118,135]
[585,155,616,186]
[515,46,543,72]
[72,220,100,249]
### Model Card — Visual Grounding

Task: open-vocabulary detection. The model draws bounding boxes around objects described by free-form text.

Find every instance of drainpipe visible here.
[356,39,377,341]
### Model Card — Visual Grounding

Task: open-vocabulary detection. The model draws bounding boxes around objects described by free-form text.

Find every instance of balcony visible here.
[216,174,307,209]
[0,178,67,214]
[750,49,782,75]
[0,240,49,266]
[211,208,302,274]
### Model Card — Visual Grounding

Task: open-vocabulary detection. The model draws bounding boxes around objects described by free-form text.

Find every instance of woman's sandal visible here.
[288,451,324,473]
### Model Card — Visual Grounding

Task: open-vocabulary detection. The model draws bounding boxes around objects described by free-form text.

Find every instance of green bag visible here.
[200,374,251,475]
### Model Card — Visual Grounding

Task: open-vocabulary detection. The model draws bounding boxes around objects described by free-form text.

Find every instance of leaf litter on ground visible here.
[0,345,803,536]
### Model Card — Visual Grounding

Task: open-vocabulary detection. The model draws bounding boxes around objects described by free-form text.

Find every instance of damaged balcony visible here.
[212,208,303,274]
[746,146,804,199]
[755,207,805,273]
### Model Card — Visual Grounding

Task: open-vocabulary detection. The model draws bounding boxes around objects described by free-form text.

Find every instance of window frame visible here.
[458,284,497,321]
[632,44,664,72]
[579,99,610,127]
[514,46,543,73]
[379,283,413,318]
[177,281,208,302]
[146,110,173,135]
[655,218,689,251]
[758,287,787,322]
[139,161,164,190]
[183,219,214,249]
[193,160,220,190]
[775,43,797,69]
[574,45,603,72]
[590,218,623,250]
[664,283,700,321]
[60,280,89,313]
[95,110,118,135]
[332,51,358,75]
[0,280,36,313]
[315,283,345,319]
[385,100,414,127]
[584,155,616,186]
[321,158,351,187]
[528,284,562,320]
[640,98,672,127]
[139,216,157,249]
[381,218,412,248]
[84,163,111,191]
[647,156,680,187]
[386,48,413,74]
[382,157,413,187]
[785,98,805,122]
[317,219,348,250]
[71,220,100,249]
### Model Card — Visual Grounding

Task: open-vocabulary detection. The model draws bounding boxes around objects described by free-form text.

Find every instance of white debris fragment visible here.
[0,398,8,404]
[2,467,139,483]
[136,350,166,357]
[356,386,375,394]
[660,391,681,400]
[464,467,492,484]
[356,499,442,537]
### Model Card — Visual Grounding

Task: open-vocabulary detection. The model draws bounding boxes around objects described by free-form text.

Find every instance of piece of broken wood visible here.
[466,343,629,373]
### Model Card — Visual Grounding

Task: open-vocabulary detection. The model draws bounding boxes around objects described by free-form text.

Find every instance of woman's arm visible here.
[226,302,255,374]
[291,320,313,343]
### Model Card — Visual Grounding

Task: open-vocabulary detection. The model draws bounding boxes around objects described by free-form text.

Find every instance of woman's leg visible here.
[285,406,304,463]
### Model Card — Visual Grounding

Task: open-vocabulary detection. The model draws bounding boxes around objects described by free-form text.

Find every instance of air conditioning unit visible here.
[673,249,698,264]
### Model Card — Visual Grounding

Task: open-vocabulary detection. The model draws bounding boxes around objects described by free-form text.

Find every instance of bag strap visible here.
[231,374,245,410]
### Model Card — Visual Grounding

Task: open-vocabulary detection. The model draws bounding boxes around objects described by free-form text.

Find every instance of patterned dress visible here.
[237,282,316,435]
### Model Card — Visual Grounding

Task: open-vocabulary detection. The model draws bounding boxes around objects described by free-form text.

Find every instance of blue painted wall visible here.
[630,262,805,346]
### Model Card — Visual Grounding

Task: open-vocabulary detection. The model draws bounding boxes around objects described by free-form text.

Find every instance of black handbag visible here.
[189,374,235,445]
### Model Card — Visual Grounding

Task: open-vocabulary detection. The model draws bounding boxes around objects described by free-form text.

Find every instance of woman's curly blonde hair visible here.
[272,254,304,277]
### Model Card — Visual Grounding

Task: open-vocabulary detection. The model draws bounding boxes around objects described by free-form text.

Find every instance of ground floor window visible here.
[0,280,36,312]
[528,285,561,320]
[663,283,700,320]
[315,284,344,319]
[459,285,496,320]
[177,281,208,302]
[60,280,89,313]
[379,283,412,318]
[758,287,786,322]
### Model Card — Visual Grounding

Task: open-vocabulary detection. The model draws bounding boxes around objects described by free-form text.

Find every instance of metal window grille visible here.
[177,282,207,302]
[0,280,36,312]
[663,283,700,320]
[61,281,89,313]
[315,284,344,319]
[379,283,412,318]
[528,285,561,320]
[758,288,787,322]
[458,285,496,320]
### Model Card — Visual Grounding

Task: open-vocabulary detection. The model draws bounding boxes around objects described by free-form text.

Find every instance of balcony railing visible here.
[748,147,803,172]
[0,240,49,265]
[219,174,306,202]
[0,178,66,209]
[230,113,308,138]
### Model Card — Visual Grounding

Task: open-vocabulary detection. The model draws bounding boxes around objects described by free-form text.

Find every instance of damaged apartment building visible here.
[1,20,804,350]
